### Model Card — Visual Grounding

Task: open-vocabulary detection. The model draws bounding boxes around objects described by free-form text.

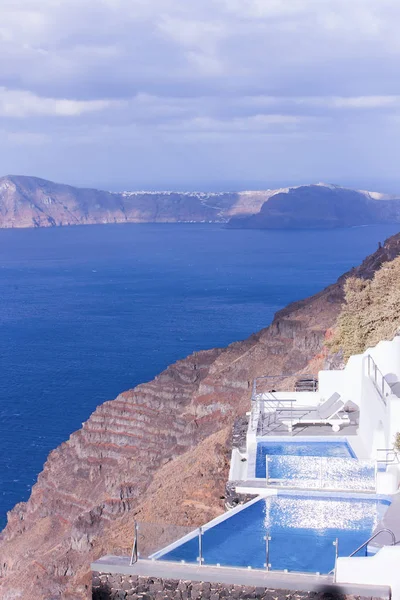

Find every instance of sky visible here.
[1,0,400,192]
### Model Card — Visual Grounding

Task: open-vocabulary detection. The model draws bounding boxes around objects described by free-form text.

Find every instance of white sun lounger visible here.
[280,392,350,432]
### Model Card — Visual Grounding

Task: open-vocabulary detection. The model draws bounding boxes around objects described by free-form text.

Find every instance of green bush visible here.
[328,256,400,360]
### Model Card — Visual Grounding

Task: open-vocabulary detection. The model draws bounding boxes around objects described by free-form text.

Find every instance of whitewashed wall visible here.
[337,546,400,600]
[320,337,400,458]
[369,336,400,384]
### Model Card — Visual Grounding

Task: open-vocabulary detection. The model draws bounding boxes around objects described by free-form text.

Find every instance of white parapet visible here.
[368,336,400,381]
[376,465,400,495]
[336,546,400,600]
[246,408,257,453]
[318,370,347,402]
[229,448,248,481]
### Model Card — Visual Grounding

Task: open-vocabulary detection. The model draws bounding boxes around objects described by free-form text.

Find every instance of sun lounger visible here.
[280,392,350,432]
[271,392,340,416]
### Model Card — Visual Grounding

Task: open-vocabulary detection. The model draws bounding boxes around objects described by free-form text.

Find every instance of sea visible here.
[0,222,399,528]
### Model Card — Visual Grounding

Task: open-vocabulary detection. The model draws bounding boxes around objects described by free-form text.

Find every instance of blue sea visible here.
[0,223,399,528]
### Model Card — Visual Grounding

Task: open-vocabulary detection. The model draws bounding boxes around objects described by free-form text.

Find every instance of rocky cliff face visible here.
[0,175,269,228]
[228,183,400,229]
[1,176,400,230]
[1,233,400,600]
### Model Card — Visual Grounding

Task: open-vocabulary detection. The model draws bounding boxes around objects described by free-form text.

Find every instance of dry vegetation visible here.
[328,255,400,359]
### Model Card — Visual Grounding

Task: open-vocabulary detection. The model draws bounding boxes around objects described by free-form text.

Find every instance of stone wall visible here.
[92,572,371,600]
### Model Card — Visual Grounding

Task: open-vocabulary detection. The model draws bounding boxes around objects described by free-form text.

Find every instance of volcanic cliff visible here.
[228,183,400,229]
[0,175,269,228]
[1,175,400,230]
[1,234,400,599]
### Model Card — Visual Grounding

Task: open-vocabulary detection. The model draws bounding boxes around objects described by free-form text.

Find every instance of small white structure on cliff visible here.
[227,334,400,597]
[229,334,400,496]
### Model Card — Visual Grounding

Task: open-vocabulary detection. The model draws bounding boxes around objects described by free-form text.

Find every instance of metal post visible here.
[333,538,339,582]
[130,521,138,566]
[290,400,293,434]
[198,527,203,566]
[265,533,271,571]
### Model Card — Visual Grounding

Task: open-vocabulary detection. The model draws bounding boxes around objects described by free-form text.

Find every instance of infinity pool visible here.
[255,440,355,478]
[154,494,390,574]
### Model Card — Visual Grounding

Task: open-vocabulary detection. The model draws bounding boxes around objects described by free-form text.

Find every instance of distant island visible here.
[1,175,400,230]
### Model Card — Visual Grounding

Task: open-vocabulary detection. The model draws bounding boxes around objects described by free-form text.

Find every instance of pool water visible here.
[155,495,390,574]
[256,441,355,478]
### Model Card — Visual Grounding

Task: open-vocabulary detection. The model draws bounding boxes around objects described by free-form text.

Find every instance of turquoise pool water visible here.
[256,441,355,478]
[154,495,390,573]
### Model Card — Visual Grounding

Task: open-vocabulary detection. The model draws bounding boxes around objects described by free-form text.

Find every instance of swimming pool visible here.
[255,440,355,478]
[153,494,390,574]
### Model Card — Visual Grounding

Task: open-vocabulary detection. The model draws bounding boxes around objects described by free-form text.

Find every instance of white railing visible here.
[376,448,400,465]
[249,397,298,436]
[348,528,396,558]
[366,355,392,407]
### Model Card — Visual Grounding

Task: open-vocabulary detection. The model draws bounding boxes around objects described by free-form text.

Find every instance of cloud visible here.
[0,0,400,189]
[217,0,319,19]
[292,96,400,110]
[0,87,123,117]
[329,96,400,109]
[159,113,315,135]
[1,130,49,145]
[0,0,398,99]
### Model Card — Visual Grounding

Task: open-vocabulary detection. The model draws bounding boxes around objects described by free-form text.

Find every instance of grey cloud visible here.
[0,0,400,189]
[1,0,399,99]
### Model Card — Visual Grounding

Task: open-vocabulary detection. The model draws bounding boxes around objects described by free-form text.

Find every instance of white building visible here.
[228,335,400,596]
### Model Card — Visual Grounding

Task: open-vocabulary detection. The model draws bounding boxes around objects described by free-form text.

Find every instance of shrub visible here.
[328,255,400,360]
